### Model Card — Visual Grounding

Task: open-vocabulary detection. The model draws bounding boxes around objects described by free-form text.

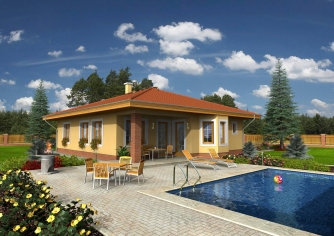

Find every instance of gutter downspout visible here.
[242,114,256,146]
[43,116,57,148]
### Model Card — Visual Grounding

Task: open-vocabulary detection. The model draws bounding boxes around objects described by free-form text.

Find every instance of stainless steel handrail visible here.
[173,162,201,194]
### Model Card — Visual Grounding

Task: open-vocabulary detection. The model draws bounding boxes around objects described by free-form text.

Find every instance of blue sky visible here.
[1,0,334,117]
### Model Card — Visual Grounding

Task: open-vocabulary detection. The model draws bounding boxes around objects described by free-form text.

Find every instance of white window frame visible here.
[219,119,228,146]
[79,120,90,145]
[200,119,216,146]
[62,122,71,144]
[91,119,103,146]
[232,121,238,135]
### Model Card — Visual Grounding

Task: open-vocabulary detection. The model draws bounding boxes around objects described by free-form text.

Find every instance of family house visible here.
[44,83,260,163]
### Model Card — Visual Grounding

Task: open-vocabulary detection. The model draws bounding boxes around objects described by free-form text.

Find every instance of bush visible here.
[0,157,27,172]
[242,141,257,157]
[250,154,284,167]
[283,133,313,159]
[60,155,85,167]
[0,169,98,235]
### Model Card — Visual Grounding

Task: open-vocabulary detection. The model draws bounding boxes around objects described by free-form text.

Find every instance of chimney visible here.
[124,82,133,94]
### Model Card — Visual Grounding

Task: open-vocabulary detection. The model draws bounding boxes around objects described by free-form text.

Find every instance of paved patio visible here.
[29,157,324,236]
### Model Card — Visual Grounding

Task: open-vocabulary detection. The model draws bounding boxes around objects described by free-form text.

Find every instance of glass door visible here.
[157,122,168,149]
[175,122,185,152]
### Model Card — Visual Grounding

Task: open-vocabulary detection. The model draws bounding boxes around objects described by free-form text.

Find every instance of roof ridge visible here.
[129,87,155,100]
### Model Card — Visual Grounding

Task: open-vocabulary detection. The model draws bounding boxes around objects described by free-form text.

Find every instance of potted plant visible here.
[61,137,69,147]
[90,138,101,161]
[117,146,130,159]
[78,137,88,149]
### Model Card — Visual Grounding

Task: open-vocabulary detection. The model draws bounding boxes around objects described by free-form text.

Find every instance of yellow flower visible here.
[25,184,30,188]
[26,193,32,199]
[86,230,91,235]
[77,215,83,221]
[45,194,50,199]
[79,229,86,235]
[0,213,3,218]
[9,183,13,187]
[0,181,2,184]
[2,174,6,180]
[27,211,34,218]
[13,225,20,231]
[13,202,18,206]
[18,182,23,185]
[76,198,81,202]
[52,207,60,214]
[39,193,45,198]
[45,189,50,193]
[16,169,21,174]
[10,187,15,192]
[39,204,45,209]
[80,203,87,209]
[7,170,12,174]
[42,186,47,191]
[94,210,98,215]
[20,226,27,232]
[35,226,41,234]
[71,219,79,226]
[46,215,55,223]
[5,198,9,202]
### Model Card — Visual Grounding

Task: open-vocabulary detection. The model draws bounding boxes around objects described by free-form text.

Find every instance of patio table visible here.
[104,162,127,185]
[147,148,166,161]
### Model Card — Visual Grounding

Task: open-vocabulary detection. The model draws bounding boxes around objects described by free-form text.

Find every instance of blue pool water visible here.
[167,169,334,235]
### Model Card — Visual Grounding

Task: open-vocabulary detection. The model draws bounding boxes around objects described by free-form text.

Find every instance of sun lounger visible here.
[208,149,237,168]
[182,150,220,170]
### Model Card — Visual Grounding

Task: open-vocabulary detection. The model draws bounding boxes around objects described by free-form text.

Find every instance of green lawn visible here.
[0,146,29,162]
[264,147,334,165]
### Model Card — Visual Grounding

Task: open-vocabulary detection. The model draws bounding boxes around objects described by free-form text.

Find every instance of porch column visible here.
[321,134,326,147]
[130,113,142,163]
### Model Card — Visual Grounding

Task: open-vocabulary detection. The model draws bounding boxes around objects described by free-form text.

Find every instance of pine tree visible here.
[242,141,257,157]
[264,59,299,149]
[283,134,312,159]
[25,81,51,141]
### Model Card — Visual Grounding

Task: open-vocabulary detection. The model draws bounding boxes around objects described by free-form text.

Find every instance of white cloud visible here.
[321,42,334,51]
[212,87,239,98]
[311,99,330,108]
[50,88,71,111]
[12,97,33,111]
[252,85,271,98]
[159,40,194,56]
[200,92,206,97]
[124,44,148,54]
[218,51,276,72]
[83,64,97,70]
[154,22,222,42]
[48,50,63,57]
[252,105,263,110]
[235,101,247,108]
[137,60,145,66]
[5,72,9,74]
[114,23,153,42]
[147,74,170,89]
[58,68,82,77]
[1,79,16,85]
[76,46,85,52]
[186,89,191,93]
[27,79,63,90]
[147,57,208,75]
[306,109,325,116]
[6,30,24,43]
[0,99,6,111]
[220,51,334,83]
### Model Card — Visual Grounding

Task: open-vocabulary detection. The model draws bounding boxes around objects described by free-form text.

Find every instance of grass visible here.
[264,147,334,165]
[0,145,29,162]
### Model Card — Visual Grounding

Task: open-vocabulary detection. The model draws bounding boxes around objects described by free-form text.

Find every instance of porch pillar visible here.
[130,113,142,163]
[320,134,326,147]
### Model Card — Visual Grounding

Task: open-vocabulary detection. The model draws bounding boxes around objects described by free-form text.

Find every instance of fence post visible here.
[244,134,247,144]
[3,134,8,145]
[321,134,326,147]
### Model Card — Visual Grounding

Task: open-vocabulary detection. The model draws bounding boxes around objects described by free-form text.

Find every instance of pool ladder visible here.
[173,162,201,194]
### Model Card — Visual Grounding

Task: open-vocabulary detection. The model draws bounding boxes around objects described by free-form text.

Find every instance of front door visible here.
[157,122,168,149]
[175,122,185,152]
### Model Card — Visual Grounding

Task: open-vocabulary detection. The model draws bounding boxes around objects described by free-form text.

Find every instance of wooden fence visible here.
[245,134,334,147]
[0,134,28,145]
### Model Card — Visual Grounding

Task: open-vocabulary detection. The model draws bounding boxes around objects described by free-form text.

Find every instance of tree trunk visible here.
[280,139,284,149]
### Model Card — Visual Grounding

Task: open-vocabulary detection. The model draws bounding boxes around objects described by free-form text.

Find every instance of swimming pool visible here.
[167,169,334,235]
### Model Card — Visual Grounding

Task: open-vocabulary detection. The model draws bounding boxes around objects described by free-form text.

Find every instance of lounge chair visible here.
[182,150,220,170]
[208,149,237,168]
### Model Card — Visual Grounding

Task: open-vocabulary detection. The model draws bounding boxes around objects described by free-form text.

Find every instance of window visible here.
[92,120,102,144]
[232,122,238,134]
[202,121,214,144]
[219,121,226,144]
[63,123,70,142]
[80,122,89,139]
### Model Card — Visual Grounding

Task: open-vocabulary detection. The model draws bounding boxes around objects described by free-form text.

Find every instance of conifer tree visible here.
[283,134,312,159]
[242,141,257,157]
[25,81,51,141]
[264,59,299,149]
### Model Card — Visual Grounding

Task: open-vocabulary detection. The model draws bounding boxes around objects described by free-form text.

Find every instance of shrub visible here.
[283,133,313,159]
[61,137,69,147]
[116,146,130,157]
[250,154,284,167]
[0,169,99,235]
[0,157,27,172]
[60,155,85,167]
[79,138,88,149]
[242,141,257,157]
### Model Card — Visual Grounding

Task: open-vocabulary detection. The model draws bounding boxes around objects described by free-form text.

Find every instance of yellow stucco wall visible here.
[228,117,244,150]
